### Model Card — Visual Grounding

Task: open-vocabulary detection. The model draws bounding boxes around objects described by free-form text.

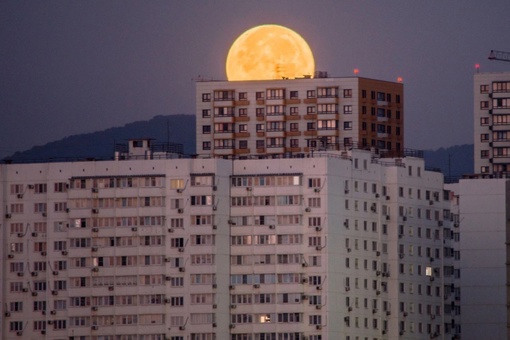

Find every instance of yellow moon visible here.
[226,24,315,81]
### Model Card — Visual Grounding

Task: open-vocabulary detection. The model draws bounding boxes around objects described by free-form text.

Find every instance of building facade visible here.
[0,141,459,340]
[474,72,510,174]
[196,77,404,158]
[447,178,510,340]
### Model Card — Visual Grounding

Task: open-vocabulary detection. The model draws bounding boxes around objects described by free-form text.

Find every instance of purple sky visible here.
[1,1,509,158]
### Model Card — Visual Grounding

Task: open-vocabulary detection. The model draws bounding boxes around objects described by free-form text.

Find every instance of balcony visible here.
[285,115,301,121]
[234,116,250,122]
[234,132,250,138]
[234,100,250,106]
[285,98,301,105]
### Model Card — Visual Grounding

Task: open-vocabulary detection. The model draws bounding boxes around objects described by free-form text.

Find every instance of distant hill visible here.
[5,115,474,179]
[5,115,196,162]
[423,144,474,179]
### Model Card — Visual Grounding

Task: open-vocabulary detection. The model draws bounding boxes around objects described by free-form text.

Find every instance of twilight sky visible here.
[1,1,509,159]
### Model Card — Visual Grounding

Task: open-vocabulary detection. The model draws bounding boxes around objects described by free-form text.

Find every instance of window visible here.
[480,85,489,93]
[344,121,352,130]
[238,92,247,100]
[256,91,264,100]
[480,117,489,125]
[290,139,299,148]
[202,93,211,102]
[480,101,489,109]
[202,109,211,118]
[317,87,338,98]
[256,140,265,149]
[480,133,489,142]
[344,89,352,98]
[343,105,352,114]
[481,150,489,158]
[290,91,298,98]
[214,90,235,101]
[202,142,211,150]
[307,106,316,114]
[238,108,247,116]
[256,108,265,116]
[239,140,248,149]
[289,123,298,131]
[290,107,299,115]
[307,90,316,98]
[266,88,285,99]
[202,125,211,134]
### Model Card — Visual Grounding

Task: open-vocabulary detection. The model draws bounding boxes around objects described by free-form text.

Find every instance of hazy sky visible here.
[1,1,509,158]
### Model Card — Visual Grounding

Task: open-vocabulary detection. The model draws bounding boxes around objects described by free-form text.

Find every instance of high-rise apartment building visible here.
[447,178,510,340]
[0,140,459,339]
[196,77,404,158]
[474,72,510,174]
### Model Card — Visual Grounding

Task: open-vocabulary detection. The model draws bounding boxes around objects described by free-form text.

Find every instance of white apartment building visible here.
[196,77,404,158]
[0,140,458,340]
[447,178,510,340]
[474,72,510,174]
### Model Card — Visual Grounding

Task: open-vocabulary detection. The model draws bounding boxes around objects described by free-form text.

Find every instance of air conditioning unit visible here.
[230,304,237,309]
[165,276,172,281]
[212,225,217,230]
[17,272,23,277]
[165,258,171,263]
[344,220,349,228]
[16,331,23,336]
[91,325,98,330]
[22,287,28,292]
[212,322,217,327]
[108,286,114,291]
[179,267,185,272]
[177,208,184,214]
[230,324,236,329]
[91,246,98,252]
[315,245,322,251]
[91,306,98,311]
[131,227,138,232]
[212,205,217,211]
[302,278,308,284]
[269,225,275,229]
[51,290,58,296]
[92,208,99,214]
[167,228,174,233]
[42,212,47,217]
[31,271,38,277]
[41,251,47,256]
[17,232,23,238]
[92,227,99,232]
[28,185,34,189]
[177,189,183,193]
[316,286,322,291]
[376,271,381,276]
[345,286,350,292]
[399,253,404,259]
[5,213,12,219]
[17,194,23,199]
[91,187,98,193]
[403,312,408,317]
[315,226,322,232]
[53,271,59,275]
[47,320,53,324]
[253,284,260,288]
[429,200,434,205]
[179,326,185,331]
[376,290,381,295]
[347,248,351,252]
[8,254,14,259]
[212,304,217,309]
[375,193,380,198]
[246,187,252,191]
[92,267,99,272]
[382,329,387,334]
[302,263,308,267]
[212,185,217,191]
[386,310,391,316]
[229,285,235,290]
[32,232,38,237]
[61,250,68,255]
[316,325,322,330]
[50,310,56,315]
[41,330,46,335]
[305,207,311,212]
[212,283,217,289]
[372,308,377,314]
[315,305,322,310]
[376,251,381,256]
[314,188,321,193]
[178,247,184,252]
[5,312,11,317]
[32,292,38,296]
[348,306,353,312]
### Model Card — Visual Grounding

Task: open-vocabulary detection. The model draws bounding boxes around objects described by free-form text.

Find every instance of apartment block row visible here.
[196,77,404,158]
[0,140,459,340]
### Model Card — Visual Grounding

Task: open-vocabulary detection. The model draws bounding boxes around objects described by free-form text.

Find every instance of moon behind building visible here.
[226,24,315,81]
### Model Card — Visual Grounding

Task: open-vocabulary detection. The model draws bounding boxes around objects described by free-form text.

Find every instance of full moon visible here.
[226,24,315,81]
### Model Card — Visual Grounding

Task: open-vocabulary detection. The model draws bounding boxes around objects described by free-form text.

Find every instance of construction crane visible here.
[488,50,510,63]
